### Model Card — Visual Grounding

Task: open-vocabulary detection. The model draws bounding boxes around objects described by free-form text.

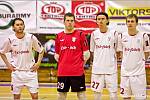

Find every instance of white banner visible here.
[105,0,150,33]
[37,0,71,33]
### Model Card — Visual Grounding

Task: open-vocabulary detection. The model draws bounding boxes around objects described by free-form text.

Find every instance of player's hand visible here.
[7,64,16,72]
[30,63,40,72]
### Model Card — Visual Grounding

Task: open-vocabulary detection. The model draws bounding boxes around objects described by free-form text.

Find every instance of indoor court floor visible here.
[0,82,150,100]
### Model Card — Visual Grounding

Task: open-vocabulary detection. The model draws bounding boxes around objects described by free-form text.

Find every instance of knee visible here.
[58,92,67,100]
[31,93,38,100]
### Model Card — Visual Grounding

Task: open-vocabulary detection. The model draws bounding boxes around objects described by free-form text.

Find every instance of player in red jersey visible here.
[54,12,90,100]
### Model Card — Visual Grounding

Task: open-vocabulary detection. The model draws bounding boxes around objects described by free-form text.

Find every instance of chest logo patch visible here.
[72,37,76,42]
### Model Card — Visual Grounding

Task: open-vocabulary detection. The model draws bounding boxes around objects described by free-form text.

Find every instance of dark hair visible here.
[126,14,138,23]
[12,18,24,26]
[96,12,109,25]
[64,12,75,21]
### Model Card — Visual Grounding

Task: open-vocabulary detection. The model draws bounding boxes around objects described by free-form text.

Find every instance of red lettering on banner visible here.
[41,3,65,19]
[72,1,105,28]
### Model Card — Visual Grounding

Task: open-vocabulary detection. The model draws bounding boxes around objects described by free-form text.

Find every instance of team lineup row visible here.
[0,12,149,100]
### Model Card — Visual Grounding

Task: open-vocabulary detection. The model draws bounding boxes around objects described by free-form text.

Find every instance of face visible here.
[126,17,137,30]
[96,15,108,28]
[12,20,25,33]
[64,16,75,31]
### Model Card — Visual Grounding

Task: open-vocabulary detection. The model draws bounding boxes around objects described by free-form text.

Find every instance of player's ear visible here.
[12,27,15,32]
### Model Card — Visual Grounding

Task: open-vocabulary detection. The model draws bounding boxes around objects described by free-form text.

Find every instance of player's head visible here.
[126,14,138,30]
[96,12,109,26]
[64,12,75,31]
[126,14,138,24]
[12,18,25,33]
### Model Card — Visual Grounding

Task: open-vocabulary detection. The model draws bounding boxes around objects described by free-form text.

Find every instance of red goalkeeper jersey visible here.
[55,30,89,76]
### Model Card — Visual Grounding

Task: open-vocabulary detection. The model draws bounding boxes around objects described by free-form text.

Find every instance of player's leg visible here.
[91,74,105,100]
[120,76,131,100]
[30,93,38,100]
[77,91,86,100]
[12,85,22,100]
[11,71,23,100]
[14,94,21,100]
[130,74,147,100]
[58,92,67,100]
[105,73,118,100]
[70,74,86,100]
[26,71,39,100]
[57,76,70,100]
[28,87,38,100]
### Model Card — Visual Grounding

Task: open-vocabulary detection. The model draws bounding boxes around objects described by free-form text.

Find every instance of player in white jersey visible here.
[90,12,118,100]
[117,14,150,100]
[0,18,44,100]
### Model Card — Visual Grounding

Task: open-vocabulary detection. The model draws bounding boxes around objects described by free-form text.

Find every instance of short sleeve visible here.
[32,35,43,53]
[0,38,12,54]
[117,33,123,51]
[55,34,60,54]
[143,33,150,52]
[90,32,95,52]
[80,32,89,51]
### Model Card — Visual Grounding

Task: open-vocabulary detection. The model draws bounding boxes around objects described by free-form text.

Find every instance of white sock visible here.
[57,92,67,100]
[77,91,86,100]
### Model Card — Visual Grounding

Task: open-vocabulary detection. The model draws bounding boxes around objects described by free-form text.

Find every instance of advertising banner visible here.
[72,0,105,29]
[105,0,150,33]
[37,0,71,33]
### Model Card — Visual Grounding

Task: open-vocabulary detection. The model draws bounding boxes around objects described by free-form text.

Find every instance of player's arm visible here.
[0,38,16,71]
[0,53,15,71]
[80,32,90,64]
[54,53,59,62]
[145,52,149,60]
[35,49,44,66]
[90,32,95,64]
[116,51,123,61]
[83,50,90,64]
[54,34,60,62]
[143,33,150,60]
[31,35,44,71]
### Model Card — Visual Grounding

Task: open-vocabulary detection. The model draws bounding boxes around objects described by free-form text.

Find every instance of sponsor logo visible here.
[96,45,110,49]
[41,3,65,19]
[108,7,150,20]
[0,1,31,30]
[61,46,76,50]
[75,3,103,22]
[125,48,140,52]
[72,37,76,42]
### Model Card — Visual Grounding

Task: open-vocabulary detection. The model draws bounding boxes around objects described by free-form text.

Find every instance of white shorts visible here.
[91,73,118,93]
[11,70,39,94]
[120,74,146,99]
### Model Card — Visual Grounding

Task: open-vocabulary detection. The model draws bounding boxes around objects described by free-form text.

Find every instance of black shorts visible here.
[57,74,86,92]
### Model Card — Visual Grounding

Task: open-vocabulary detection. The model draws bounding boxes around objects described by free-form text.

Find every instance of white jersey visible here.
[90,28,118,74]
[117,32,150,76]
[0,33,43,71]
